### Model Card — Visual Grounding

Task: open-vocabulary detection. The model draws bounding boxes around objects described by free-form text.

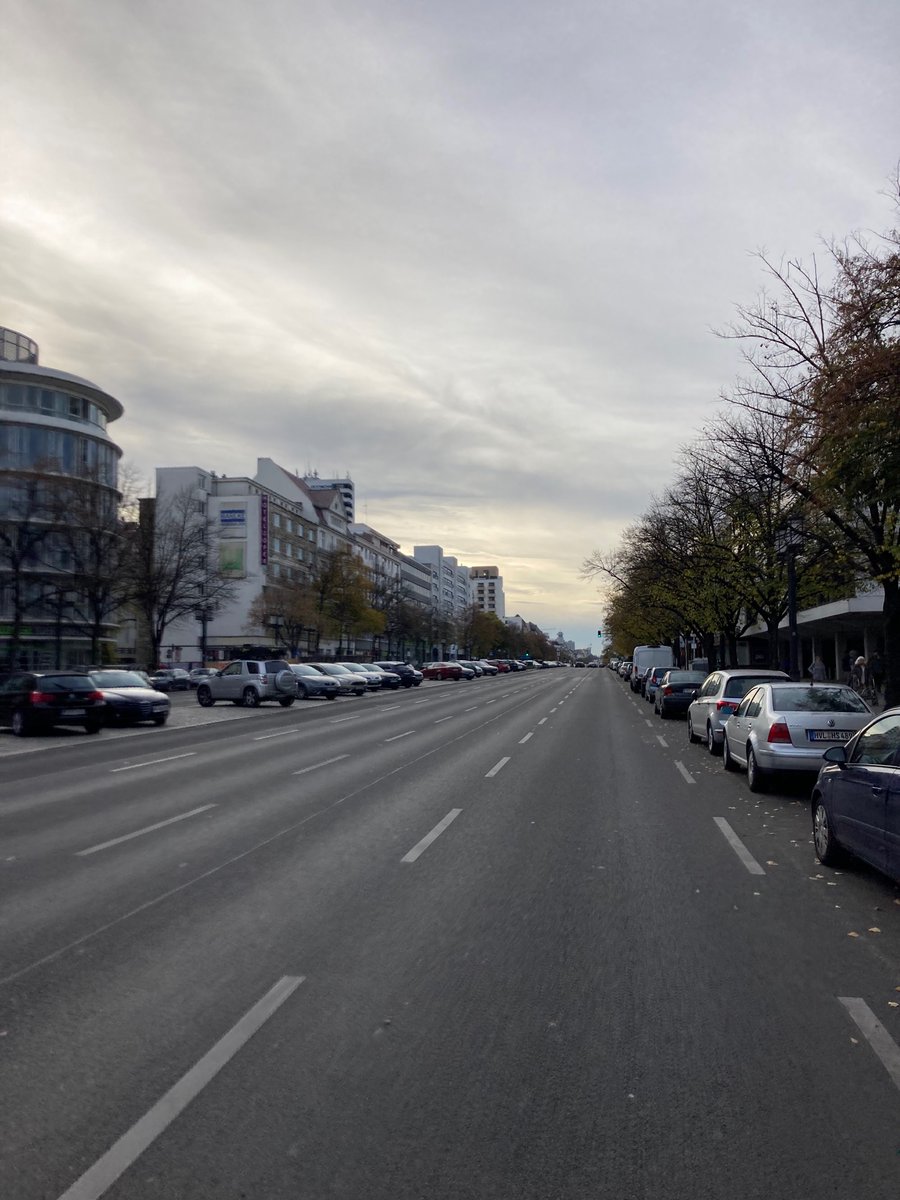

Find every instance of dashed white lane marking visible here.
[110,752,196,774]
[76,805,217,857]
[519,732,533,744]
[550,707,557,713]
[485,757,511,777]
[464,706,478,712]
[538,718,547,725]
[838,997,900,1093]
[329,716,359,724]
[385,730,415,742]
[254,728,302,741]
[401,809,462,863]
[56,975,304,1200]
[485,699,497,705]
[713,817,766,876]
[292,755,349,776]
[674,761,695,784]
[434,715,454,724]
[656,735,668,748]
[381,704,401,711]
[645,719,653,728]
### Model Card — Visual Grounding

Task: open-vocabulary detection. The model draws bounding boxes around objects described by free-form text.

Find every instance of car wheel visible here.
[296,683,309,700]
[242,687,261,708]
[325,692,337,700]
[722,736,738,772]
[659,702,668,719]
[279,697,294,707]
[152,714,168,726]
[687,714,700,743]
[747,747,767,793]
[84,721,103,734]
[706,723,721,756]
[11,709,31,737]
[813,798,845,866]
[197,686,215,707]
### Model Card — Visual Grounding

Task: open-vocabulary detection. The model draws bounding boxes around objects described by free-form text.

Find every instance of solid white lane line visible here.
[656,735,668,748]
[401,809,462,863]
[674,761,695,784]
[538,718,547,725]
[434,716,454,724]
[485,757,510,777]
[292,755,349,776]
[76,805,217,857]
[838,997,900,1093]
[519,732,533,744]
[713,817,766,876]
[56,976,304,1200]
[110,753,196,774]
[253,728,302,741]
[329,716,359,724]
[385,730,415,742]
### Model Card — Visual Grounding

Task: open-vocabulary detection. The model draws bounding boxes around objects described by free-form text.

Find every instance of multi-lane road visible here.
[2,668,899,1199]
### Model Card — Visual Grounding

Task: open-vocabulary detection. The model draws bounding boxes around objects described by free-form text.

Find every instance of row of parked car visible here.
[0,655,530,736]
[608,658,900,884]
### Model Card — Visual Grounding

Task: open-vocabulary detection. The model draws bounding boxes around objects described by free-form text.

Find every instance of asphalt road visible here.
[2,669,899,1199]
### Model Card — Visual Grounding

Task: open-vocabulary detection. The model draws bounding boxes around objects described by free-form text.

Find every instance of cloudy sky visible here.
[2,0,898,650]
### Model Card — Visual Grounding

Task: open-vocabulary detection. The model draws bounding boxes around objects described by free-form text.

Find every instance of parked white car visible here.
[687,668,790,755]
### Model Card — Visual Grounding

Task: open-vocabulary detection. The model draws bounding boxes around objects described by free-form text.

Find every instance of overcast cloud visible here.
[2,0,898,649]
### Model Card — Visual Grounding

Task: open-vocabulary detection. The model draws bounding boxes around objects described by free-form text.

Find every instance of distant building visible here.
[302,472,355,523]
[0,327,124,669]
[468,565,505,619]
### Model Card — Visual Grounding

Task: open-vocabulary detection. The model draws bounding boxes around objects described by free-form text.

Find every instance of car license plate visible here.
[61,708,85,717]
[807,729,852,742]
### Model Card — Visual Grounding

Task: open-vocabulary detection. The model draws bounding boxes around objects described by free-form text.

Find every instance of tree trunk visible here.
[882,579,900,710]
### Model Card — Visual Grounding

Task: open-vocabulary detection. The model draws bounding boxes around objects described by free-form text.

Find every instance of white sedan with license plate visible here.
[722,683,873,792]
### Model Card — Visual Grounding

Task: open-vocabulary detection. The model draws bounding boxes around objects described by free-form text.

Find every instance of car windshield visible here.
[91,671,149,688]
[770,686,869,713]
[724,674,786,698]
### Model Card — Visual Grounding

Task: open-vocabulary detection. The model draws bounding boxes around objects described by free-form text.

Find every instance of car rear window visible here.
[665,671,706,683]
[724,675,787,698]
[265,661,290,672]
[770,686,869,713]
[36,675,95,692]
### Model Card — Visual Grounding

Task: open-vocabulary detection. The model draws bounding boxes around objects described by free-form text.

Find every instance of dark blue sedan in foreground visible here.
[811,707,900,882]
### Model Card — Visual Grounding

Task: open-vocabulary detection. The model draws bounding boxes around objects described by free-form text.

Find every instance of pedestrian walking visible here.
[807,655,827,683]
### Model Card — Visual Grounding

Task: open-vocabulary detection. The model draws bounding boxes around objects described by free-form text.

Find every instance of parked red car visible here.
[421,662,463,681]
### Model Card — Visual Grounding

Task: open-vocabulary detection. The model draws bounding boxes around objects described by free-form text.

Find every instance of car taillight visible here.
[30,691,57,703]
[663,685,673,695]
[88,690,105,702]
[716,700,739,713]
[260,674,269,684]
[767,720,791,744]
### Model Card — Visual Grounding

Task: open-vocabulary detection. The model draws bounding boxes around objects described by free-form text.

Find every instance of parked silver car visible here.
[289,663,341,700]
[195,659,298,708]
[687,668,790,754]
[722,683,873,792]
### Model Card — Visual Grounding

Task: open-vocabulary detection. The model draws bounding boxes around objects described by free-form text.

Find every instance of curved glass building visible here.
[0,328,124,669]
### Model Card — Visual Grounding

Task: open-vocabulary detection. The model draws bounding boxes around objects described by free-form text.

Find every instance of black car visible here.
[654,670,707,718]
[812,707,900,882]
[0,670,106,736]
[375,662,422,688]
[90,669,171,726]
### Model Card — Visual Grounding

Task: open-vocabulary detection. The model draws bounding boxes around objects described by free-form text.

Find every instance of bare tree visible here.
[125,487,238,670]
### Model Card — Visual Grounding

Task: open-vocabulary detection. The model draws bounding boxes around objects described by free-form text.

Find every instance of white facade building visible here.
[468,566,505,619]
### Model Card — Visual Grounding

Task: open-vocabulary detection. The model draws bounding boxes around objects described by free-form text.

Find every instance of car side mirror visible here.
[823,745,848,765]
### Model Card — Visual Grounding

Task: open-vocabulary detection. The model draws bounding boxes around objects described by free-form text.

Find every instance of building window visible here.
[273,512,281,527]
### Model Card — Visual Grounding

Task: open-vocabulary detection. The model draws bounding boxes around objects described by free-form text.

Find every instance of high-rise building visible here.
[302,472,355,523]
[0,327,123,669]
[468,566,505,619]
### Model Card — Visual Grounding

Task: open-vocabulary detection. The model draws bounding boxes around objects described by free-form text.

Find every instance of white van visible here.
[630,645,675,692]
